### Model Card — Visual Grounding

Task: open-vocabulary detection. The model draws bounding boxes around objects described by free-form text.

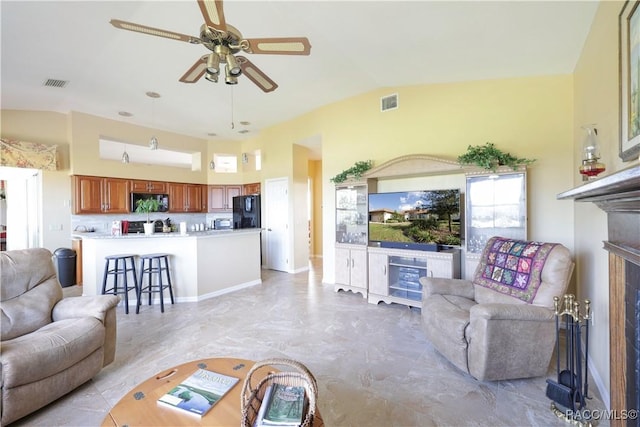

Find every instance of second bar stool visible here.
[101,254,138,314]
[136,253,175,313]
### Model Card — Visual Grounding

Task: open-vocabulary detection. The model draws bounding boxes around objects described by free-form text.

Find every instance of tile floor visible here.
[13,259,608,426]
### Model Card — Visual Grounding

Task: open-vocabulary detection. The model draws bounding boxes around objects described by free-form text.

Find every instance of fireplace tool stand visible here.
[546,294,593,426]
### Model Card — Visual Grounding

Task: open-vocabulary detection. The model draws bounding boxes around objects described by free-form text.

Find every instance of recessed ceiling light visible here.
[146,91,161,98]
[239,121,250,126]
[118,111,133,117]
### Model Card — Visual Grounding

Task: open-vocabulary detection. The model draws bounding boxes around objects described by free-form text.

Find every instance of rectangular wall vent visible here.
[43,79,69,88]
[381,93,398,112]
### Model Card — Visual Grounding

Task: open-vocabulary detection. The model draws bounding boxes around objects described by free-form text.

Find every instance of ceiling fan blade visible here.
[198,0,227,32]
[236,56,278,93]
[179,56,208,83]
[243,37,311,55]
[110,19,201,44]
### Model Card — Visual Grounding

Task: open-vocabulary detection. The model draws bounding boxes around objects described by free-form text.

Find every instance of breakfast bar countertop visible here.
[79,228,262,301]
[72,228,261,239]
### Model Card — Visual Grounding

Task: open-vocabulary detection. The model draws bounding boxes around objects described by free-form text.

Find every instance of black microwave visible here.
[130,193,169,212]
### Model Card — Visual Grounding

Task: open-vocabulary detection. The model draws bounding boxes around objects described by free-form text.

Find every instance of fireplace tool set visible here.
[546,294,593,425]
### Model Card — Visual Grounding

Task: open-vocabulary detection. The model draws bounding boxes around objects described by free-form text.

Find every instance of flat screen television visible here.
[368,189,462,251]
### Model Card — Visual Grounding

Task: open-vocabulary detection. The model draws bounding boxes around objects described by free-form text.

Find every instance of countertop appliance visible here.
[130,193,169,213]
[214,218,233,230]
[232,195,261,229]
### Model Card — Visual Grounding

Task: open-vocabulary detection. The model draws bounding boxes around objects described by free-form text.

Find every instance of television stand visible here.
[367,246,461,308]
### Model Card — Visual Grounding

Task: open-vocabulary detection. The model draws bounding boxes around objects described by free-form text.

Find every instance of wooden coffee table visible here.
[101,357,323,426]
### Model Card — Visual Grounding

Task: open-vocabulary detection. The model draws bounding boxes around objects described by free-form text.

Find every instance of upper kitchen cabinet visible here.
[73,175,130,214]
[208,185,242,212]
[168,183,204,213]
[243,182,261,195]
[130,180,167,193]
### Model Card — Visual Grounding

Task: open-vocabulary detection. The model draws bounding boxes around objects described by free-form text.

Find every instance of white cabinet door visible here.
[428,257,454,279]
[265,178,290,272]
[349,248,368,288]
[335,247,351,285]
[368,252,388,295]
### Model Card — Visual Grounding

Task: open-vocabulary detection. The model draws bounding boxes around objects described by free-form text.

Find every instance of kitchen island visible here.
[77,229,262,302]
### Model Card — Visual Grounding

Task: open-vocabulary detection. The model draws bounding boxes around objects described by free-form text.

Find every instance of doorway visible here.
[0,166,42,250]
[264,177,289,272]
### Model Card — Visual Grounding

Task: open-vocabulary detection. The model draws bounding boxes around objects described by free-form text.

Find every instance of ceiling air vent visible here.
[43,78,69,88]
[380,93,398,112]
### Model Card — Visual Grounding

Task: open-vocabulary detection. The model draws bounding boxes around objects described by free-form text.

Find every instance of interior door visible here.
[264,178,289,272]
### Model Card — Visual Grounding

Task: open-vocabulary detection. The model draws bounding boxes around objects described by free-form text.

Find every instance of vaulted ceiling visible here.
[1,1,599,142]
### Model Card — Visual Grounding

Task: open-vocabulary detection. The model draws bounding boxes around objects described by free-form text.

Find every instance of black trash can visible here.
[53,248,76,288]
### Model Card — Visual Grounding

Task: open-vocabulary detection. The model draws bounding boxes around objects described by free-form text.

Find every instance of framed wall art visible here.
[619,0,640,161]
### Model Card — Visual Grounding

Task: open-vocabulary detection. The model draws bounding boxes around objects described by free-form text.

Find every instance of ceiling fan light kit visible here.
[225,67,238,85]
[110,0,311,93]
[206,52,220,75]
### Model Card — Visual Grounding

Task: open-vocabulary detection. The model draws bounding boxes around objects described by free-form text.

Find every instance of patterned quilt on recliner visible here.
[474,236,558,303]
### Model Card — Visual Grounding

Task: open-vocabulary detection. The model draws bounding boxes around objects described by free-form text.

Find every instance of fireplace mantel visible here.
[557,165,640,212]
[558,164,639,427]
[558,165,640,266]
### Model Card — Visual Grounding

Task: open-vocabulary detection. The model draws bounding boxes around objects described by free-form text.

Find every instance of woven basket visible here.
[240,358,318,427]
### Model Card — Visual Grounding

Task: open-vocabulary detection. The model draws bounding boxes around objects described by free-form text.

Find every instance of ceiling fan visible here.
[110,0,311,93]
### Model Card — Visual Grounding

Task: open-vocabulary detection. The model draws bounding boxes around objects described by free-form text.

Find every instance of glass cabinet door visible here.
[387,256,427,302]
[335,183,368,245]
[465,172,527,254]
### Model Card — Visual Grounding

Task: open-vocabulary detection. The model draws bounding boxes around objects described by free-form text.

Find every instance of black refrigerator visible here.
[232,195,261,229]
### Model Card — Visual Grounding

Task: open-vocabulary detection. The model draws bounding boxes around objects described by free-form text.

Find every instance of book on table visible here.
[255,383,307,426]
[157,368,239,417]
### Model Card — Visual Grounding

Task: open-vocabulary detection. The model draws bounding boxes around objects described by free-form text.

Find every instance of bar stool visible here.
[137,253,174,313]
[101,254,138,314]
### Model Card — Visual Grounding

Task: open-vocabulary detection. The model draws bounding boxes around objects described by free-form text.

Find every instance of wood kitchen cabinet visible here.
[243,182,261,195]
[72,175,130,214]
[130,180,166,193]
[208,185,241,212]
[168,183,204,212]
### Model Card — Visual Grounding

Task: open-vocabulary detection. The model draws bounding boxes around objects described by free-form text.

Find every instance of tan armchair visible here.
[421,237,574,381]
[1,248,120,425]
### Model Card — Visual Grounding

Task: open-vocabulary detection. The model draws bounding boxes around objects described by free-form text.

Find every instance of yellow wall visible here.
[292,144,310,271]
[261,75,576,284]
[309,160,323,257]
[69,111,210,183]
[573,0,636,404]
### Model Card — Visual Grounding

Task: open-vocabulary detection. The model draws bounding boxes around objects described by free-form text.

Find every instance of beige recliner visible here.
[0,248,120,425]
[421,236,574,381]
